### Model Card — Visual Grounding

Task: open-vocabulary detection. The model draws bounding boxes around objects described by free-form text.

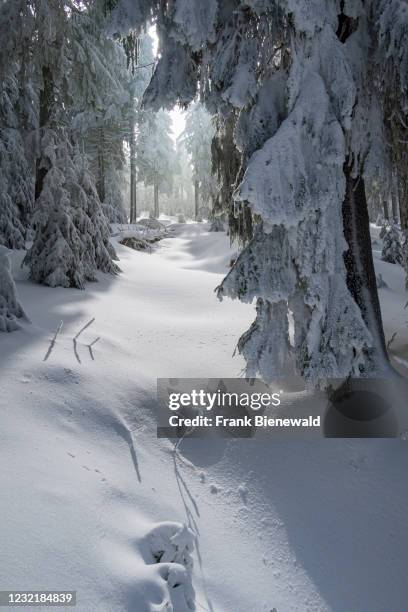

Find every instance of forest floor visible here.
[1,220,408,612]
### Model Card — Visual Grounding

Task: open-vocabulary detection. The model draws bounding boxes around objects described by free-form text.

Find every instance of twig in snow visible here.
[74,317,95,340]
[73,338,81,364]
[43,320,63,362]
[87,336,100,360]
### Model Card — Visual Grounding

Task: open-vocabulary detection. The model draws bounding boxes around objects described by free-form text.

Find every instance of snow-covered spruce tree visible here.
[0,1,35,249]
[376,0,408,284]
[126,33,155,223]
[381,224,403,265]
[172,140,193,216]
[69,1,131,225]
[109,2,408,382]
[0,71,32,250]
[180,102,216,220]
[25,132,120,288]
[0,247,26,332]
[212,112,252,244]
[137,110,175,218]
[23,0,120,289]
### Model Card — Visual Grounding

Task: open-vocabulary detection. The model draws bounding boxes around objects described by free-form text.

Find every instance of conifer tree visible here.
[180,102,215,220]
[126,33,155,223]
[0,247,26,332]
[111,0,408,383]
[70,0,130,224]
[381,224,403,265]
[137,110,175,218]
[23,0,120,289]
[0,1,35,249]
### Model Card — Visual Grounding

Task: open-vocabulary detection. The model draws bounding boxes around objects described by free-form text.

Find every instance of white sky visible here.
[148,24,186,143]
[170,107,186,142]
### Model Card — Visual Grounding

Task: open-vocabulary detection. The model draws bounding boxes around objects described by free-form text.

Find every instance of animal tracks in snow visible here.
[65,450,107,483]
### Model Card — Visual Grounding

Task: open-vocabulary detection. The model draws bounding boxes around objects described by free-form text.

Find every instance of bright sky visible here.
[170,107,186,142]
[148,24,186,143]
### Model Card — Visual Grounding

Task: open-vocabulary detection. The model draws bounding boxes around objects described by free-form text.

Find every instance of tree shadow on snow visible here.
[223,438,408,612]
[0,253,120,375]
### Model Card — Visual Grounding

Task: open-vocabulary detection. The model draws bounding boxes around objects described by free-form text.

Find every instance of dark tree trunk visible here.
[383,199,389,222]
[35,66,54,201]
[129,121,137,223]
[96,127,106,204]
[391,173,399,224]
[154,178,159,218]
[194,179,199,220]
[398,170,408,231]
[342,163,388,369]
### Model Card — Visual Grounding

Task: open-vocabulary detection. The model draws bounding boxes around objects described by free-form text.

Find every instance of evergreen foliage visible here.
[111,0,408,382]
[0,247,26,332]
[381,224,403,265]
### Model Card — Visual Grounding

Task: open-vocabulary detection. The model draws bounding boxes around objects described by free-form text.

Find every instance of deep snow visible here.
[1,221,407,612]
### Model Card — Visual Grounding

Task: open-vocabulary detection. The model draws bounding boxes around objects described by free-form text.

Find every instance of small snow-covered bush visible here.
[0,248,26,332]
[120,236,151,251]
[144,522,196,611]
[138,217,166,233]
[381,224,403,264]
[146,522,195,571]
[177,213,186,224]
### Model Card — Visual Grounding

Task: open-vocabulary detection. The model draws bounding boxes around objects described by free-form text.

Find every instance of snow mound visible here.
[138,218,167,232]
[142,522,196,611]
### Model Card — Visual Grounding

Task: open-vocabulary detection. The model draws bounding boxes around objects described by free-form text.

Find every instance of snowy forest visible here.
[1,1,408,612]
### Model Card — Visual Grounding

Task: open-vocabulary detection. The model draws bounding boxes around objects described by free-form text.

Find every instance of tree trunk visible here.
[154,178,159,218]
[391,173,399,224]
[129,120,137,223]
[35,66,54,201]
[194,179,199,220]
[342,163,388,370]
[382,198,389,222]
[397,169,408,231]
[96,127,106,204]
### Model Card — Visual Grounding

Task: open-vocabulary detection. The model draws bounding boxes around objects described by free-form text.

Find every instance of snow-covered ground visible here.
[1,222,408,612]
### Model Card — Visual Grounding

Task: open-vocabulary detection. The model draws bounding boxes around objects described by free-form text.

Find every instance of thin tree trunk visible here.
[96,127,105,204]
[35,66,54,201]
[154,178,159,218]
[391,172,399,224]
[342,163,388,370]
[382,198,389,222]
[397,170,408,231]
[129,120,137,223]
[194,179,199,220]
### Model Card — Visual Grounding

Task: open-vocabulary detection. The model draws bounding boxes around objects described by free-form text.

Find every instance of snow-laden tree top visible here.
[106,0,408,383]
[103,2,408,383]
